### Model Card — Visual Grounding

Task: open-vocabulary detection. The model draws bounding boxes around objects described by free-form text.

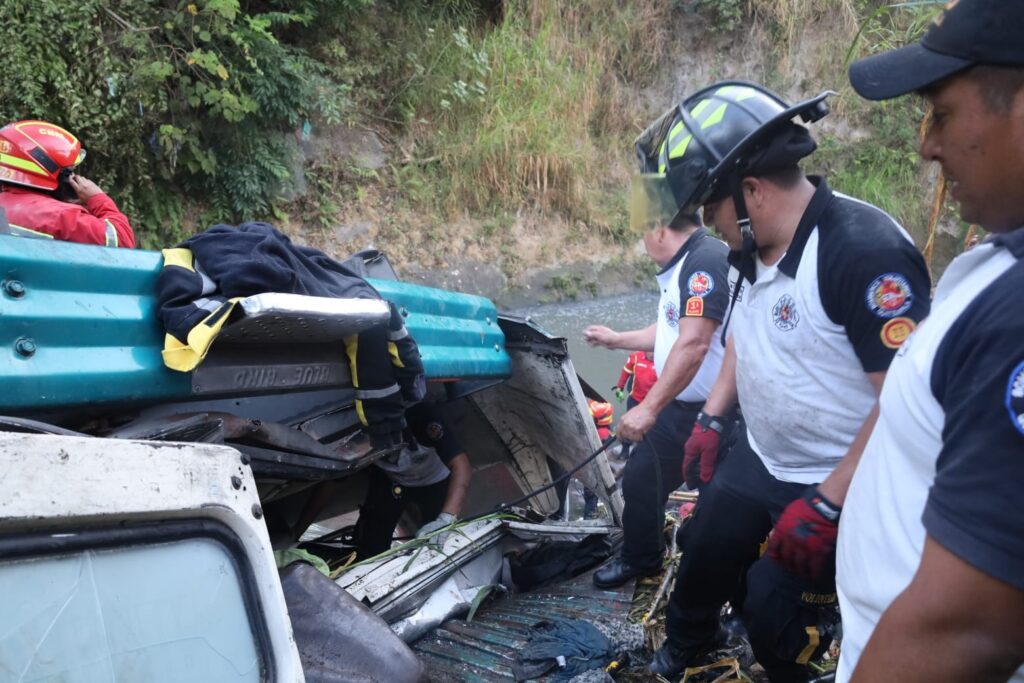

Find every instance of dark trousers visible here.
[665,430,838,682]
[618,396,640,459]
[619,400,701,567]
[355,466,449,560]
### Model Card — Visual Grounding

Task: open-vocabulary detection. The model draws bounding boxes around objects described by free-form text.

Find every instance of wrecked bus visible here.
[0,232,625,680]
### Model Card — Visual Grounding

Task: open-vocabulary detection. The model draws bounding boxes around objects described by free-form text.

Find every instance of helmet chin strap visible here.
[718,178,757,347]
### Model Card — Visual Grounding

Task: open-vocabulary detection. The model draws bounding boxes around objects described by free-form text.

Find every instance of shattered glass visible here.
[0,538,262,682]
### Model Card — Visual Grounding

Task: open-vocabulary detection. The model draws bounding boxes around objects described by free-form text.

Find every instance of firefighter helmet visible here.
[588,399,614,428]
[0,120,86,192]
[631,82,832,231]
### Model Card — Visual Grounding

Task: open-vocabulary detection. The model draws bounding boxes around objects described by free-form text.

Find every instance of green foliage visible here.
[817,98,927,236]
[0,0,371,244]
[691,0,746,33]
[368,0,671,239]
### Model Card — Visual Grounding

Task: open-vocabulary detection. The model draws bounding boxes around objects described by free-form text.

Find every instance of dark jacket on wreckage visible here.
[156,222,425,442]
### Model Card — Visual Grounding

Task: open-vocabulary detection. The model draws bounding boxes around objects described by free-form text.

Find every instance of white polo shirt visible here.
[654,228,730,403]
[837,229,1024,682]
[728,178,930,484]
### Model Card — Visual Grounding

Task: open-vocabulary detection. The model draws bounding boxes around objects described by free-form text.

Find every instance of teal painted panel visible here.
[0,236,190,411]
[0,236,509,413]
[369,278,511,380]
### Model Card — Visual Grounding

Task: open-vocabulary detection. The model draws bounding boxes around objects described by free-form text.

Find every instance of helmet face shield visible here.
[629,174,685,234]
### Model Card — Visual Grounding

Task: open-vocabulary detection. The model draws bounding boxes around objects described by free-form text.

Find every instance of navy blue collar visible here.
[657,227,709,276]
[726,176,833,283]
[777,176,834,278]
[991,226,1024,258]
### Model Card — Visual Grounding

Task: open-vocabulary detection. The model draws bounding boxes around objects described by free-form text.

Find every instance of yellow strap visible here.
[795,625,820,665]
[387,340,405,369]
[161,299,240,371]
[344,334,369,426]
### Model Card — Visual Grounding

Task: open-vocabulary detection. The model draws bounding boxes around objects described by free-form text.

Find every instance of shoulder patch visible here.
[687,271,715,298]
[685,296,704,317]
[866,273,914,318]
[772,294,800,331]
[879,317,917,349]
[1006,361,1024,436]
[425,421,444,441]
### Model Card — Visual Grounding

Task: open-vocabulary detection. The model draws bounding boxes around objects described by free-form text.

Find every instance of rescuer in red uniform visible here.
[0,120,135,248]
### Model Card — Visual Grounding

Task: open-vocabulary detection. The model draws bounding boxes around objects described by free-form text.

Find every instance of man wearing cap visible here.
[645,81,931,681]
[583,202,729,588]
[838,2,1024,681]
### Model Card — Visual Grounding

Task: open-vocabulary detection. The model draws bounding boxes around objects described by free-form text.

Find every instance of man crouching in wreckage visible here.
[639,81,931,681]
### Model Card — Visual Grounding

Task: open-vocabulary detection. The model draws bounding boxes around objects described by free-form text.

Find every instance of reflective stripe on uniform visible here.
[354,384,401,400]
[9,223,54,239]
[193,297,225,314]
[104,219,118,247]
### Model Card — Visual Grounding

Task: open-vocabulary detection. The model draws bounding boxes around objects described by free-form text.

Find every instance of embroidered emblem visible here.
[1006,361,1024,436]
[664,301,679,328]
[880,317,916,349]
[425,421,444,441]
[866,273,913,318]
[688,271,714,298]
[772,294,799,331]
[685,296,704,317]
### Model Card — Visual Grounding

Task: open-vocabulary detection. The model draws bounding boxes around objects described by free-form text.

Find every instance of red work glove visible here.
[682,412,725,489]
[767,486,841,581]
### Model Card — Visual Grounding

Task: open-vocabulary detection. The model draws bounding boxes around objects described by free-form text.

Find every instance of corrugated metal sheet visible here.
[0,237,510,412]
[413,569,635,682]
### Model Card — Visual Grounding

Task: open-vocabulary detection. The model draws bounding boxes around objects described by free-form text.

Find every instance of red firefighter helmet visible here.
[0,120,85,191]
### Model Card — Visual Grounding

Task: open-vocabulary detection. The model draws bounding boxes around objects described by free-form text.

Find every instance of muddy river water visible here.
[514,291,660,424]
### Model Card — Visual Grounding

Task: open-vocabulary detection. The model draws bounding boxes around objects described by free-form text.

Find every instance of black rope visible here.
[306,436,619,545]
[480,435,619,519]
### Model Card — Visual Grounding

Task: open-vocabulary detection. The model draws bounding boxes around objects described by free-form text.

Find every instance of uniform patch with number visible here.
[879,317,917,349]
[685,296,704,317]
[688,271,714,297]
[772,294,800,331]
[866,273,913,318]
[426,421,444,441]
[1006,361,1024,436]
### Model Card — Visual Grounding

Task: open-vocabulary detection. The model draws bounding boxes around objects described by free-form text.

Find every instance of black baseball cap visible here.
[849,0,1024,101]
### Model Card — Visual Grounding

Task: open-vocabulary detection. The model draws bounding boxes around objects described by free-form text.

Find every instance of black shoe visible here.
[649,642,701,679]
[592,557,660,589]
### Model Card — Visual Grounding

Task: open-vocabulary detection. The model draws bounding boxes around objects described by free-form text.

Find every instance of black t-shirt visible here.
[404,402,463,465]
